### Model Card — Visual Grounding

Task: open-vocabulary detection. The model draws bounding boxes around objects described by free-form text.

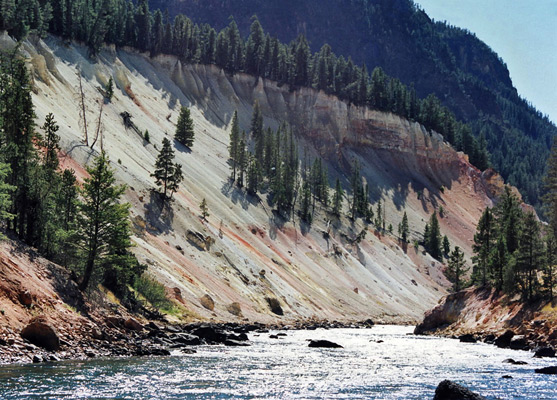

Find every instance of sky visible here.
[414,0,557,124]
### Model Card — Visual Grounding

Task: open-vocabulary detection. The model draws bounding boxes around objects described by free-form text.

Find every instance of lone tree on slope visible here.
[75,151,135,291]
[175,106,195,147]
[152,138,183,200]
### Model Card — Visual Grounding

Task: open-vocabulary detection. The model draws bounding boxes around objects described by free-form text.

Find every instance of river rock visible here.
[509,335,528,350]
[535,366,557,374]
[502,358,528,365]
[124,318,143,331]
[169,333,201,346]
[433,380,486,400]
[308,339,343,348]
[200,294,215,311]
[20,316,61,351]
[534,346,555,358]
[19,290,33,306]
[191,325,226,344]
[495,330,515,348]
[226,302,243,317]
[459,334,477,343]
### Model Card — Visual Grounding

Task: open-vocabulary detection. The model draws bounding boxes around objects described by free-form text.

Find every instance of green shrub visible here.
[134,275,171,309]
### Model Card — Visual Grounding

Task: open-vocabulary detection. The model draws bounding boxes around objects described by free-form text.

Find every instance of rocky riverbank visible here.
[414,286,557,356]
[0,316,375,365]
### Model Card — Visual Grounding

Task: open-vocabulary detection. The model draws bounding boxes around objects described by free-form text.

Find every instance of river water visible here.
[0,325,556,399]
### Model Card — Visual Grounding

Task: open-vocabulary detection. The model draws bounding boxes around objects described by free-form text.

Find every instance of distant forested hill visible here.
[151,0,557,211]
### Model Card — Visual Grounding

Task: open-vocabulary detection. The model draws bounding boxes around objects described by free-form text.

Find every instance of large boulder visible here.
[459,334,477,343]
[494,330,515,348]
[433,380,486,400]
[265,297,283,316]
[535,366,557,374]
[534,347,556,358]
[124,317,144,331]
[509,335,528,350]
[20,316,61,351]
[200,294,215,311]
[308,339,343,348]
[191,325,227,344]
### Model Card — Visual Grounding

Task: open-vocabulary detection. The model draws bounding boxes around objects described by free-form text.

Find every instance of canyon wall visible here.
[1,33,501,324]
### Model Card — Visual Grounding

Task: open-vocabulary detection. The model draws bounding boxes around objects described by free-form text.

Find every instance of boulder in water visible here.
[494,330,515,348]
[534,347,555,358]
[308,339,343,348]
[433,380,486,400]
[458,334,477,343]
[535,366,557,374]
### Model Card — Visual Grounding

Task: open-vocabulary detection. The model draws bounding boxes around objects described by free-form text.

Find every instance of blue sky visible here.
[414,0,557,124]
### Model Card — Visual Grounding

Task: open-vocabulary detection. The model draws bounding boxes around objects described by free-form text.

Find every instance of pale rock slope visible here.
[4,34,502,324]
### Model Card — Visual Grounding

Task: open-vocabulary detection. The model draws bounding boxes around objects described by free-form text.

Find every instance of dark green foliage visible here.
[442,235,450,256]
[398,211,409,242]
[0,49,150,305]
[175,106,195,147]
[471,185,552,300]
[300,179,312,224]
[544,233,557,302]
[144,129,150,143]
[246,153,260,195]
[199,197,209,220]
[446,246,468,292]
[543,138,557,236]
[152,138,183,200]
[105,77,114,102]
[133,274,171,309]
[251,101,264,165]
[228,110,240,181]
[332,178,343,217]
[471,207,494,286]
[74,151,135,291]
[423,212,442,260]
[514,212,544,300]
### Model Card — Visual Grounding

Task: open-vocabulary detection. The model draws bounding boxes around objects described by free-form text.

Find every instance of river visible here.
[0,325,556,399]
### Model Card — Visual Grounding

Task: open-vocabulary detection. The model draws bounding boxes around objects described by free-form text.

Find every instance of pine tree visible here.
[200,198,209,221]
[251,101,264,165]
[75,151,134,291]
[105,77,114,102]
[246,154,260,195]
[375,200,383,230]
[152,138,183,200]
[543,138,557,236]
[472,207,494,286]
[491,233,508,291]
[229,110,240,181]
[332,178,343,217]
[399,211,409,242]
[237,132,247,187]
[443,235,450,256]
[515,211,544,300]
[424,212,442,260]
[300,179,312,224]
[544,233,557,302]
[446,246,469,292]
[175,106,195,147]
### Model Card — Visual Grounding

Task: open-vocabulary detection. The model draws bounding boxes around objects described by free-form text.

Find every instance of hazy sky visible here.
[414,0,557,124]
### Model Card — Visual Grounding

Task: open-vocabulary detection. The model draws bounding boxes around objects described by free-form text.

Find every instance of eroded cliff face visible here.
[1,34,501,324]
